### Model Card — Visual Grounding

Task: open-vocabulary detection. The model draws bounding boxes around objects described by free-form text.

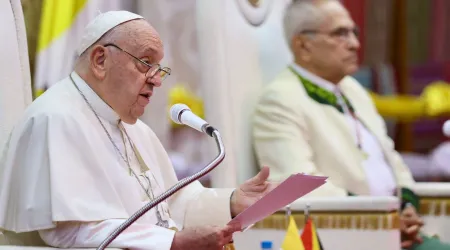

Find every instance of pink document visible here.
[229,174,327,229]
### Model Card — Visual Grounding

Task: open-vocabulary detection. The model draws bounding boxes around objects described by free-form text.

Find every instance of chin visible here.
[121,116,139,125]
[345,64,359,75]
[120,114,139,125]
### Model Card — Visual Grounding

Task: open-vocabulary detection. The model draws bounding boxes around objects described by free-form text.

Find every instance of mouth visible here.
[139,93,151,99]
[346,55,358,62]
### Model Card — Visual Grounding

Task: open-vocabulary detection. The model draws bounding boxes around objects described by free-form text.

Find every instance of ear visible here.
[89,45,108,80]
[292,35,311,61]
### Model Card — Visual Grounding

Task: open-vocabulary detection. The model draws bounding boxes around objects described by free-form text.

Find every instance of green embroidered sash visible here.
[289,66,355,114]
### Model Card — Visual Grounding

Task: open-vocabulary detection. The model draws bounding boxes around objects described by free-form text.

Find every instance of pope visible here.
[0,11,276,250]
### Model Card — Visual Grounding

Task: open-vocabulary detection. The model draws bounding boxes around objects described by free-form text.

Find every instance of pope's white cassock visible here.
[0,11,234,250]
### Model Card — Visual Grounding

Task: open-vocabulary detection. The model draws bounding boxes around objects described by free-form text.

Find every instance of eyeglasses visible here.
[104,43,171,81]
[300,26,360,41]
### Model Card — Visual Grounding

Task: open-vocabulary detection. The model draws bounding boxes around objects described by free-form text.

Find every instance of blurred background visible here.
[20,0,450,187]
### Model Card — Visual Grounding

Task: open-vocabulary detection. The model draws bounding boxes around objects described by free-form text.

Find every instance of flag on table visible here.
[300,218,324,250]
[33,0,132,98]
[281,216,305,250]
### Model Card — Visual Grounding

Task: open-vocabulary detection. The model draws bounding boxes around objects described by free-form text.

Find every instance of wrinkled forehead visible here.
[138,35,164,62]
[123,20,164,60]
[318,1,355,30]
[138,30,164,54]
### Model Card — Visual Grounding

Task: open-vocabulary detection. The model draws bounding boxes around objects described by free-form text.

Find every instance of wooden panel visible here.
[390,0,412,151]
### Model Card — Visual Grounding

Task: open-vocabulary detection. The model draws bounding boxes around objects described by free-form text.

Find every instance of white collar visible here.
[70,71,120,125]
[290,63,339,93]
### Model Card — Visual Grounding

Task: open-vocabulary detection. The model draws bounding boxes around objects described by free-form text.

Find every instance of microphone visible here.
[97,103,225,250]
[443,120,450,137]
[170,103,216,137]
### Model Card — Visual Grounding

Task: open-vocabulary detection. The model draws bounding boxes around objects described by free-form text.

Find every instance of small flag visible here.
[281,216,305,250]
[300,218,324,250]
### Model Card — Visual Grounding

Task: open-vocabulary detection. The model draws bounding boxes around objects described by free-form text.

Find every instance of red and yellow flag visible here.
[300,218,324,250]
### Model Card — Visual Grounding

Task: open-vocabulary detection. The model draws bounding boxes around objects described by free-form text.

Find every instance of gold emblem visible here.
[248,0,261,7]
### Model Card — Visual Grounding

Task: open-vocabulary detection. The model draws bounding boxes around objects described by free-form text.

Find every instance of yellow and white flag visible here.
[33,0,133,98]
[282,216,305,250]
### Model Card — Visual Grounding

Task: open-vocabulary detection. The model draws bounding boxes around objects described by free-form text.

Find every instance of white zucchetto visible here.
[77,10,143,56]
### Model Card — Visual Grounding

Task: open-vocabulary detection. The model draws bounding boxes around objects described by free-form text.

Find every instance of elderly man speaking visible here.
[0,11,275,250]
[252,0,450,249]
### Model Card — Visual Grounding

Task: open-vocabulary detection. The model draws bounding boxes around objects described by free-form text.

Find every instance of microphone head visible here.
[170,103,191,124]
[443,120,450,137]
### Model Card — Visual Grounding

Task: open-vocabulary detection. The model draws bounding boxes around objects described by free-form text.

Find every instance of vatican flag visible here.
[33,0,133,98]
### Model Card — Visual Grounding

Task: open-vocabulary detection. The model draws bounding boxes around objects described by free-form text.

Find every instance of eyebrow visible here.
[139,46,158,56]
[136,48,158,62]
[331,23,357,30]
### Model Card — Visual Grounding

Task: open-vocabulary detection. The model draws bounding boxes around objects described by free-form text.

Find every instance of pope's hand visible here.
[170,221,241,250]
[230,166,278,217]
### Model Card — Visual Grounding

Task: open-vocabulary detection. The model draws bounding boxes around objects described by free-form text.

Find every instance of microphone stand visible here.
[97,128,225,250]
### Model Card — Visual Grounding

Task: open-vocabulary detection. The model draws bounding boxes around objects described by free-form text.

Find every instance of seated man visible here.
[252,0,450,249]
[0,10,276,250]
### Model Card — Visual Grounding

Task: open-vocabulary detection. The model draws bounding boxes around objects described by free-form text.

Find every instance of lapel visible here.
[291,66,382,149]
[289,66,379,142]
[289,66,355,114]
[341,82,396,176]
[339,80,387,150]
[339,78,401,193]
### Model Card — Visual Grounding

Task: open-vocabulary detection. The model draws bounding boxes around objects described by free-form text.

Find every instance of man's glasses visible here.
[104,43,171,81]
[300,26,360,42]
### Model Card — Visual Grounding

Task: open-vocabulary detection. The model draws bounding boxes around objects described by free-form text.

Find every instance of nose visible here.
[348,33,360,50]
[147,73,162,87]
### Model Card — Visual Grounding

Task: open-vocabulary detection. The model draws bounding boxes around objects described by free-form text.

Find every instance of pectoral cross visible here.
[141,174,170,228]
[119,123,172,229]
[156,209,170,228]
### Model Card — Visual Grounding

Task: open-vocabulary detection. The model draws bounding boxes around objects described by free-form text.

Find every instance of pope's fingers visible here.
[222,234,234,245]
[218,224,240,247]
[224,222,242,235]
[227,219,241,227]
[249,166,270,185]
[247,182,269,192]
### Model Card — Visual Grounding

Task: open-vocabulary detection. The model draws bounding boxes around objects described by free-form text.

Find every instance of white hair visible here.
[283,0,338,46]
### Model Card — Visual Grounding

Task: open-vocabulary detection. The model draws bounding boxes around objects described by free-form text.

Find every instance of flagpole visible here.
[285,204,291,228]
[304,203,311,224]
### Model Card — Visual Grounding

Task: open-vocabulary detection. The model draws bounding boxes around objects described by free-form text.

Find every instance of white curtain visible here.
[195,0,292,187]
[138,0,294,188]
[138,0,211,183]
[0,0,32,154]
